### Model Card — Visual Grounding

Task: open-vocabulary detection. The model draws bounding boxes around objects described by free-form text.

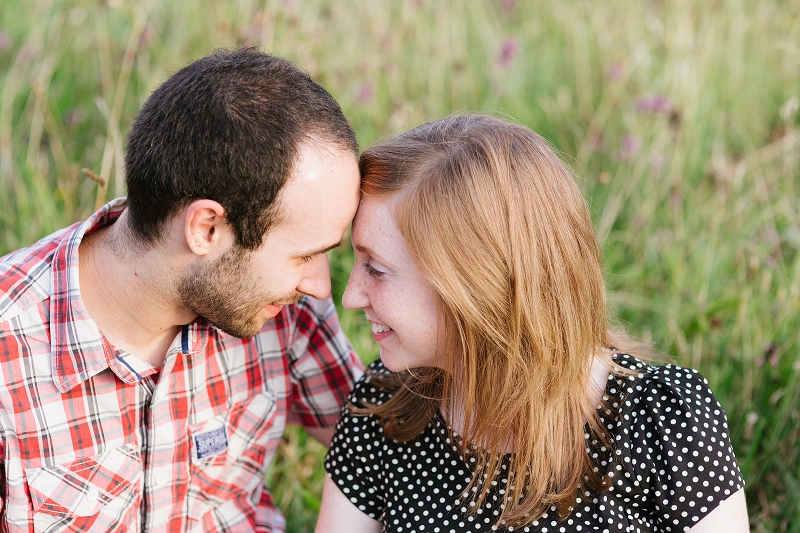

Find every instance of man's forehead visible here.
[276,142,354,196]
[266,141,360,241]
[291,139,358,181]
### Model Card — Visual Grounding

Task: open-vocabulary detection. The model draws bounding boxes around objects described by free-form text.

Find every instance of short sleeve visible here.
[283,296,364,428]
[621,362,744,532]
[0,435,5,516]
[324,366,390,520]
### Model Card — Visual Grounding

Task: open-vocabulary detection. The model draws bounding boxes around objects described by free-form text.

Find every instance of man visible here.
[0,48,362,532]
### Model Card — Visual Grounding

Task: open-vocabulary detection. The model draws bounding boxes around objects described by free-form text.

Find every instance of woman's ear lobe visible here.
[184,199,227,256]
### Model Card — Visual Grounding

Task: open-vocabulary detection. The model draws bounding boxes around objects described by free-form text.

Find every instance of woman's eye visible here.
[364,262,384,277]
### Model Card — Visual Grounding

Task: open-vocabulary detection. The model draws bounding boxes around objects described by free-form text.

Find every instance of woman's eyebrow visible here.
[354,243,389,264]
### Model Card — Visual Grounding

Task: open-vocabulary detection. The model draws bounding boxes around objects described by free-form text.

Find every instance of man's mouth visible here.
[263,304,285,315]
[270,294,303,307]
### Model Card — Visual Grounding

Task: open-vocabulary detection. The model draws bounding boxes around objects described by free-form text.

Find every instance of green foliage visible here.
[1,1,799,531]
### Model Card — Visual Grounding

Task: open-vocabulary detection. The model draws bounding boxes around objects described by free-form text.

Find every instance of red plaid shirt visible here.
[0,199,363,532]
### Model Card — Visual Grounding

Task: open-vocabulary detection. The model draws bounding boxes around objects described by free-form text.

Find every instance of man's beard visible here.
[178,246,299,338]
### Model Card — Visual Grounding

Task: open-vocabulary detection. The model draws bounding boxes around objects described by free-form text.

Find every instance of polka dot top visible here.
[325,353,744,532]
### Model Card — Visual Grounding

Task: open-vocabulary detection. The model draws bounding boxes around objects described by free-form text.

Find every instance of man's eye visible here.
[364,262,384,277]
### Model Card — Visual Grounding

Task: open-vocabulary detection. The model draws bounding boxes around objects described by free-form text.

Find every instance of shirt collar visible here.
[50,198,130,391]
[49,198,212,392]
[49,198,177,391]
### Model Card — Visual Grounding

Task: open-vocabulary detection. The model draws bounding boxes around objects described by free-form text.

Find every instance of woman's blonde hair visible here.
[357,114,626,527]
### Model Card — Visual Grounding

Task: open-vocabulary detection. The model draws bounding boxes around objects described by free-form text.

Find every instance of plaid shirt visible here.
[0,198,363,532]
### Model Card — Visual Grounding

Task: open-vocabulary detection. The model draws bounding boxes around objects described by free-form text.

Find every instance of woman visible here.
[316,115,748,532]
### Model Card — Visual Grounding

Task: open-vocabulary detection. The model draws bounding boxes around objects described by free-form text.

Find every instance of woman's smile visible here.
[370,321,393,340]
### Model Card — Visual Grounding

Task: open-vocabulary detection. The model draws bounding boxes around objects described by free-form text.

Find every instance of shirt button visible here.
[155,468,170,486]
[86,488,100,503]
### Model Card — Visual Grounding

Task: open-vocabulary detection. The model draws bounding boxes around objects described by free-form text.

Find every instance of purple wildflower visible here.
[0,31,11,53]
[635,94,674,114]
[606,63,624,80]
[356,82,374,104]
[65,108,85,128]
[618,135,641,162]
[496,38,519,68]
[764,342,780,367]
[140,23,156,48]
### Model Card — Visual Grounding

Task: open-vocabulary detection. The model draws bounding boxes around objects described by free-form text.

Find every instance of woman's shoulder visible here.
[609,352,725,413]
[603,352,743,530]
[608,351,731,432]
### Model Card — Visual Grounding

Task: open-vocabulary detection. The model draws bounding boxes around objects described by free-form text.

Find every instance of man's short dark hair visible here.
[124,48,357,249]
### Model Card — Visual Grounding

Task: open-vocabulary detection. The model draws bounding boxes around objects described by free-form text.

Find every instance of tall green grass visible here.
[1,1,798,531]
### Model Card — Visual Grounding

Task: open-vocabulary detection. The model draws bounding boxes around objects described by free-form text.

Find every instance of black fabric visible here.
[325,353,744,532]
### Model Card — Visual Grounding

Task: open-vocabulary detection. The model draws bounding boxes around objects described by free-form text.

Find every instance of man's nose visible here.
[297,254,332,299]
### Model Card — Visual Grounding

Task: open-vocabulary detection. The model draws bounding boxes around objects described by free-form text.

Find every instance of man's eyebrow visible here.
[299,240,343,258]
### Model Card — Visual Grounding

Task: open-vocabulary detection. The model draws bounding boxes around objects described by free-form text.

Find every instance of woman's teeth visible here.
[371,322,393,334]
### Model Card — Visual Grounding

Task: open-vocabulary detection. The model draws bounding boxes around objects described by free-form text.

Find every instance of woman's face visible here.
[343,196,446,372]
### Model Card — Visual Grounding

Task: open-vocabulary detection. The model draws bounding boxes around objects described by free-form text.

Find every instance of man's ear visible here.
[184,200,230,256]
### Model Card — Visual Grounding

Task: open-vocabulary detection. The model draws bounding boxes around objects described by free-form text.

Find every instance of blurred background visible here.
[1,0,798,531]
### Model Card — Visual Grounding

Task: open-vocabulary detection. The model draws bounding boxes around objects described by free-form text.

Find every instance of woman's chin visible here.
[377,343,447,373]
[378,351,408,373]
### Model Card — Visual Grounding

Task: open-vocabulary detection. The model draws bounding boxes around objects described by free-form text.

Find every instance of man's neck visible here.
[78,215,196,369]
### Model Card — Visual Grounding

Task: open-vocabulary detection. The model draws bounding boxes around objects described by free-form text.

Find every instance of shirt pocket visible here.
[187,390,277,522]
[23,443,142,533]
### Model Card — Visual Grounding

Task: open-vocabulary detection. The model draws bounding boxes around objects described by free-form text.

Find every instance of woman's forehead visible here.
[352,197,394,234]
[352,198,411,258]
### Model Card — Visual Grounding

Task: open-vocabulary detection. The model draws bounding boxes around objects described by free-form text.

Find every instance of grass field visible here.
[1,1,799,531]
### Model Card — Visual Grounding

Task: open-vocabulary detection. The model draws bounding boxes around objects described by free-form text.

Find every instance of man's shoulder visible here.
[284,295,337,321]
[0,227,70,324]
[247,295,361,376]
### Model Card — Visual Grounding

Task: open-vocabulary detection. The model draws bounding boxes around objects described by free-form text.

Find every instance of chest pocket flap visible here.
[25,443,142,521]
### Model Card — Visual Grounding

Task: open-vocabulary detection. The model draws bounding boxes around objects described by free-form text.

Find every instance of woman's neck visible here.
[440,382,516,453]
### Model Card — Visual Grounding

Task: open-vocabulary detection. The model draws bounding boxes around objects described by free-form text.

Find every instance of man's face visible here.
[179,141,361,338]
